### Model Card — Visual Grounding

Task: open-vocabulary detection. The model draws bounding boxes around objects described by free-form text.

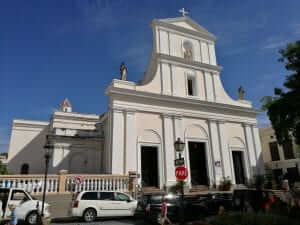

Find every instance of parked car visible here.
[192,193,233,216]
[0,187,51,225]
[69,191,138,222]
[140,192,234,224]
[232,188,274,212]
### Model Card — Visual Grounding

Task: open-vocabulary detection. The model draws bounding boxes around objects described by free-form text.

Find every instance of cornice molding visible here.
[242,122,257,128]
[161,113,173,119]
[207,119,227,124]
[13,120,49,130]
[52,114,99,123]
[107,87,261,116]
[157,53,222,73]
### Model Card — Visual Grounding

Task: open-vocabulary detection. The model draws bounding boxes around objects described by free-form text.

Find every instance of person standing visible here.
[160,197,173,225]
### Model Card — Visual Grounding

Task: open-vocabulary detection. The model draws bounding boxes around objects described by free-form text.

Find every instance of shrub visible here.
[168,181,186,194]
[219,177,232,191]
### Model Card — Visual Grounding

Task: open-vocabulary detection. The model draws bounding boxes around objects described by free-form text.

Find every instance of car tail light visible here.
[73,200,79,208]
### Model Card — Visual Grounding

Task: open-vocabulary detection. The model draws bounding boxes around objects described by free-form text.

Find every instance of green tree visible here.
[0,161,8,175]
[261,40,300,145]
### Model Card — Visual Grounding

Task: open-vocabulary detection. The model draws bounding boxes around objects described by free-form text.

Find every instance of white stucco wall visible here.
[7,120,49,174]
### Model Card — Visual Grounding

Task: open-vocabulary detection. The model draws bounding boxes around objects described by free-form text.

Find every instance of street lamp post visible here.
[42,137,52,220]
[174,137,185,225]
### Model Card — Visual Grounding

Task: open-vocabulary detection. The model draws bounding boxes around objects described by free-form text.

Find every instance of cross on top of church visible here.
[179,8,189,17]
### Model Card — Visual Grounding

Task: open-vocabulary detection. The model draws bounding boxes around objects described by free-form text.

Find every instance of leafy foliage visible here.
[261,41,300,145]
[211,213,298,225]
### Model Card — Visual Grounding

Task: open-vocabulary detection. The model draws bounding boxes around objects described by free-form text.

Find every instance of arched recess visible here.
[137,129,163,189]
[228,137,249,185]
[184,124,213,187]
[137,129,161,144]
[69,153,88,174]
[229,137,246,149]
[184,124,209,140]
[20,163,29,174]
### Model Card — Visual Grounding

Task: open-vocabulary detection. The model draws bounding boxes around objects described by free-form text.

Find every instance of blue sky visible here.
[1,0,300,152]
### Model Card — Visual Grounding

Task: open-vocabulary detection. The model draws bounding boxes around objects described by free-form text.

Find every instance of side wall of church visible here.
[7,120,49,174]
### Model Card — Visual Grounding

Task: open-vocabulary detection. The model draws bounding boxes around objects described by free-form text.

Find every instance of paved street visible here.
[51,217,148,225]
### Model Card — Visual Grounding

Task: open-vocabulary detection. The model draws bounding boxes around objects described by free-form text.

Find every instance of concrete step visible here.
[189,185,209,192]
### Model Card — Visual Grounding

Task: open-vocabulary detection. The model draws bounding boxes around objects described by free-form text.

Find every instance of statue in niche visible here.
[183,41,193,61]
[184,48,193,60]
[120,62,128,81]
[238,86,245,100]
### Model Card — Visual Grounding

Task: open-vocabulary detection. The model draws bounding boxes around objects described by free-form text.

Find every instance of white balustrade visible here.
[0,176,59,194]
[64,175,129,193]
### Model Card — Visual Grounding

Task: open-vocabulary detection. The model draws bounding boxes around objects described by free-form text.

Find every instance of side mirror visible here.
[126,199,132,203]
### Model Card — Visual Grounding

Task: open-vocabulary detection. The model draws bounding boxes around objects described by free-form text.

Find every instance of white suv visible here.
[70,191,137,222]
[0,188,51,225]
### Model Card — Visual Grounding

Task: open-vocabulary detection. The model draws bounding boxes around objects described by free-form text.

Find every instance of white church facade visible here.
[7,16,264,189]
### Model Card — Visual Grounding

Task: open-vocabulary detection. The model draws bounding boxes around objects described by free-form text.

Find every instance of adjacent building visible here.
[260,126,300,184]
[8,15,264,190]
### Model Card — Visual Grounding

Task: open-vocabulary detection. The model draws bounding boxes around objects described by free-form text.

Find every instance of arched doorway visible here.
[137,129,162,188]
[184,124,211,187]
[20,163,29,174]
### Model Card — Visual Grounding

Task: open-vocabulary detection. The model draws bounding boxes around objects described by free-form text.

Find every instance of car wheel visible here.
[83,208,97,222]
[26,211,40,225]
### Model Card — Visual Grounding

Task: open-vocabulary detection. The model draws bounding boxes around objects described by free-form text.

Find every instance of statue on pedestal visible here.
[120,62,128,81]
[238,86,245,100]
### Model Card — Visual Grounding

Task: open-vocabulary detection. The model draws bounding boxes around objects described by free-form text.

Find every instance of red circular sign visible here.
[175,166,188,180]
[73,176,84,184]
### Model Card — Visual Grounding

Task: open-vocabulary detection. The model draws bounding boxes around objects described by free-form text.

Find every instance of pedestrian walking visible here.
[160,197,173,225]
[7,204,17,225]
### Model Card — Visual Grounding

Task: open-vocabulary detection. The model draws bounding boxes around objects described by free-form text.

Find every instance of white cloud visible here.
[263,40,288,49]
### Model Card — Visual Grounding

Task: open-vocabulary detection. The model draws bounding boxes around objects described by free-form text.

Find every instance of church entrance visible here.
[232,151,246,184]
[188,142,208,186]
[141,146,159,188]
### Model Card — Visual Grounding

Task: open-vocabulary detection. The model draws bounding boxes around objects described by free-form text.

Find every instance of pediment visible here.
[156,17,215,39]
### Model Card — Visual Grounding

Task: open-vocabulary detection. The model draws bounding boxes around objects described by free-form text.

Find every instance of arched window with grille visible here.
[183,40,194,61]
[20,163,29,174]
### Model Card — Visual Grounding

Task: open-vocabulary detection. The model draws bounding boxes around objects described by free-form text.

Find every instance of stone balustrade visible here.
[0,170,133,195]
[65,174,129,193]
[0,174,59,195]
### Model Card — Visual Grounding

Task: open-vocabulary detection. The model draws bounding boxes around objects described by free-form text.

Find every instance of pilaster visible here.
[204,71,214,102]
[252,125,265,175]
[217,121,232,179]
[111,108,125,174]
[161,63,172,95]
[162,114,176,186]
[125,110,137,174]
[243,123,257,178]
[208,119,223,185]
